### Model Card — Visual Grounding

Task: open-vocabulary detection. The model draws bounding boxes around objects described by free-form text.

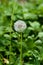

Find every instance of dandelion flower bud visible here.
[14,20,27,32]
[3,58,9,64]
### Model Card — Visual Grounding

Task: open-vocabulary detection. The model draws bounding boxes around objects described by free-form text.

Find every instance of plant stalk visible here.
[20,32,22,65]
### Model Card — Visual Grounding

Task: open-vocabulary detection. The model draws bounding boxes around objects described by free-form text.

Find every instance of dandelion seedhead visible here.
[14,20,27,32]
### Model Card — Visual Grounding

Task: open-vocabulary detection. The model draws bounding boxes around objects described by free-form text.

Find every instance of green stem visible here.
[20,33,22,65]
[9,20,12,64]
[9,1,14,64]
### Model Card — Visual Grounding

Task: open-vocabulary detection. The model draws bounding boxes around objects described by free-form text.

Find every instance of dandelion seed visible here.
[14,20,27,32]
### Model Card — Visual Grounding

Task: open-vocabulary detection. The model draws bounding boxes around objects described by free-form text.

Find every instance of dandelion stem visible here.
[20,32,22,65]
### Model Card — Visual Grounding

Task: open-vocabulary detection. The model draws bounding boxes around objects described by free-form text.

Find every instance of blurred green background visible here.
[0,0,43,65]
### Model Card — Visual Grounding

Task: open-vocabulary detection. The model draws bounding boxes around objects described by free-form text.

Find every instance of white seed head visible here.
[14,20,27,32]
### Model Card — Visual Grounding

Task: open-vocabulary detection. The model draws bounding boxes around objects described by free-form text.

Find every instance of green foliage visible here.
[0,0,43,65]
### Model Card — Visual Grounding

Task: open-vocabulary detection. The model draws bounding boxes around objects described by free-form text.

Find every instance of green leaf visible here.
[29,21,40,31]
[38,32,43,38]
[23,13,37,20]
